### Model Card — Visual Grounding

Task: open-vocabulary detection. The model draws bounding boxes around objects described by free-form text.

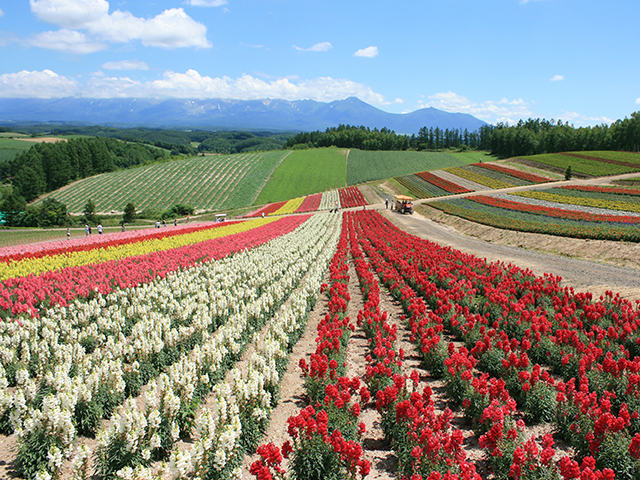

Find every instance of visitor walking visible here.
[85,224,89,237]
[67,228,71,240]
[97,223,103,235]
[385,199,389,209]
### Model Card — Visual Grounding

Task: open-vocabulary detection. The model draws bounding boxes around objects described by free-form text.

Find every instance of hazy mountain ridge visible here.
[0,96,486,133]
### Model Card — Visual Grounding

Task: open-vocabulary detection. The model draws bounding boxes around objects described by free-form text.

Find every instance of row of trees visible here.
[0,194,197,228]
[487,112,640,158]
[285,124,494,151]
[3,137,169,202]
[283,112,640,159]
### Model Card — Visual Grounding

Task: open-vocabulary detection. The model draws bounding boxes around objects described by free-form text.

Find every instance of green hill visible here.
[254,148,347,204]
[34,151,287,214]
[346,149,468,185]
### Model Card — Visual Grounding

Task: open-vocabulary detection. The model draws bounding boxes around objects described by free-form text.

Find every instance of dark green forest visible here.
[284,124,491,151]
[487,112,640,157]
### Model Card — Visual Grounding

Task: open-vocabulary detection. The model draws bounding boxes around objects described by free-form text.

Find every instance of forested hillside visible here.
[4,137,169,201]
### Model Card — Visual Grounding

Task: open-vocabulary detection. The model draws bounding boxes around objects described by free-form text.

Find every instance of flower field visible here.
[253,210,640,480]
[394,163,550,199]
[244,188,366,217]
[428,185,640,242]
[0,212,346,479]
[3,205,640,480]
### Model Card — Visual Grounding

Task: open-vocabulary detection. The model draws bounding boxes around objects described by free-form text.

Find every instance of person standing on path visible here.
[67,228,71,240]
[85,224,89,237]
[385,199,389,209]
[97,223,103,235]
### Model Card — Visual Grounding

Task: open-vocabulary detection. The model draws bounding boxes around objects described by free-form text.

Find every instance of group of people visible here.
[84,223,103,236]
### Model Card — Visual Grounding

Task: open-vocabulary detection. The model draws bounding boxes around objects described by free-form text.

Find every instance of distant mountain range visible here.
[0,96,487,133]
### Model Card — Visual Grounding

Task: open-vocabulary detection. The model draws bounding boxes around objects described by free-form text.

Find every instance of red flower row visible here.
[339,187,368,208]
[472,162,551,183]
[415,171,472,194]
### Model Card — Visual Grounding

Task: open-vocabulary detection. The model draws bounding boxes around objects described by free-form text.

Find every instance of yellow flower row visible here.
[0,218,278,281]
[511,191,640,214]
[446,167,513,190]
[272,197,305,216]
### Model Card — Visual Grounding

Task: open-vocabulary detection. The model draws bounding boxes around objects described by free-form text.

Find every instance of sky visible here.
[0,0,638,127]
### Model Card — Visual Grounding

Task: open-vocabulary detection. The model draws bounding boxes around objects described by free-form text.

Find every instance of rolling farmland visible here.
[33,151,288,214]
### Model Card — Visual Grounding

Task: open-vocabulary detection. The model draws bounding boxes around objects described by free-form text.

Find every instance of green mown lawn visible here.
[254,148,347,204]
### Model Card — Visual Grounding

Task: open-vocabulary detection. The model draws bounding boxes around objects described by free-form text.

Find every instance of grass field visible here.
[346,149,467,185]
[34,151,287,214]
[254,148,347,204]
[448,150,502,164]
[0,137,34,162]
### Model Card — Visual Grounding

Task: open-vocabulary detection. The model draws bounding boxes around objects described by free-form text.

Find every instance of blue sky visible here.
[0,0,638,127]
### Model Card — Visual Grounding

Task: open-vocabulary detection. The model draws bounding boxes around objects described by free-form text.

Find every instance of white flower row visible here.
[117,212,342,479]
[92,212,341,478]
[319,190,341,210]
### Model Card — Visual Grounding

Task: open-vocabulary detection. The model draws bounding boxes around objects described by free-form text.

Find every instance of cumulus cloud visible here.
[354,46,379,58]
[550,74,564,82]
[28,0,211,52]
[421,91,532,124]
[188,0,228,6]
[30,29,108,54]
[0,70,80,97]
[636,98,640,105]
[101,60,148,70]
[294,42,332,52]
[0,8,4,16]
[0,68,392,106]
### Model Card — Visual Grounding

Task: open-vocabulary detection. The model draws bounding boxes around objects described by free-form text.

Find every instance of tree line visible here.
[284,124,496,151]
[487,112,640,158]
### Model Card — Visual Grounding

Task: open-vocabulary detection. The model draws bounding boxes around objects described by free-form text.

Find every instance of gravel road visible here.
[378,207,640,302]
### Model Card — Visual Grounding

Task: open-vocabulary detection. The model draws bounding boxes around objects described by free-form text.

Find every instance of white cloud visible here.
[636,98,640,105]
[294,42,332,52]
[101,60,148,70]
[0,68,392,106]
[421,91,532,124]
[550,74,564,82]
[30,29,108,54]
[0,69,80,97]
[0,8,4,17]
[29,0,211,51]
[188,0,228,6]
[30,0,109,29]
[354,46,379,58]
[557,111,614,127]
